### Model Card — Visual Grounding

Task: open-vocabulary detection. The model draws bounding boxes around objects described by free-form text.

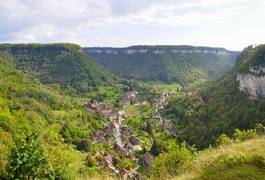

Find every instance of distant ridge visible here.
[84,45,240,85]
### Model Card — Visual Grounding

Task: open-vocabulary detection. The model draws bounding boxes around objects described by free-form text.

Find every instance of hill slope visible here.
[0,52,107,178]
[163,45,265,148]
[84,45,240,85]
[0,43,116,93]
[174,136,265,180]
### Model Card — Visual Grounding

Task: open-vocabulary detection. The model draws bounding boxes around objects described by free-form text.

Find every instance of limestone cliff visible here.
[237,72,265,97]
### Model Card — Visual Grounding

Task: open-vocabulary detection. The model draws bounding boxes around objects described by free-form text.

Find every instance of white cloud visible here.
[0,0,265,50]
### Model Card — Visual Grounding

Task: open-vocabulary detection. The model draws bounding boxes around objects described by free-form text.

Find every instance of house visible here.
[149,112,161,119]
[84,100,118,119]
[120,91,138,105]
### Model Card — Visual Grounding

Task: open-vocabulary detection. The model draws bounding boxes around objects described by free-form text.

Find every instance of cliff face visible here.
[85,46,236,56]
[237,66,265,98]
[235,45,265,98]
[237,74,265,97]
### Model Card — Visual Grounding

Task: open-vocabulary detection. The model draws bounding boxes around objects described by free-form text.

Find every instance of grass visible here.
[124,105,140,117]
[149,83,181,93]
[173,136,265,180]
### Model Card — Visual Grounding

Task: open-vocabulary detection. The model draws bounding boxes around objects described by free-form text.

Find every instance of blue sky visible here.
[0,0,265,50]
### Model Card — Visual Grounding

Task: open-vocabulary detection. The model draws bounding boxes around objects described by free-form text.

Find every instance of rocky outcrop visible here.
[236,66,265,98]
[249,66,265,74]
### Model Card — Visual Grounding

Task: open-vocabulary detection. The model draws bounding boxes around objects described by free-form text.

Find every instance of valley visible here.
[1,0,265,179]
[0,43,264,179]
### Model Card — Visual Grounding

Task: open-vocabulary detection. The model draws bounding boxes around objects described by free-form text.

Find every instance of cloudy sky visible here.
[1,0,265,50]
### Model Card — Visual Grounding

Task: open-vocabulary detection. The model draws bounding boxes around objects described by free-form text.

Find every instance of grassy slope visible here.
[174,136,265,180]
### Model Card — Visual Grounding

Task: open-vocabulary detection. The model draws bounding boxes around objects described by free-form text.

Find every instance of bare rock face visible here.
[236,66,265,98]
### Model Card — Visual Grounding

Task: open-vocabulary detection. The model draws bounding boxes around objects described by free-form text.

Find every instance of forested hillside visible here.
[85,45,240,85]
[163,45,265,148]
[0,43,117,94]
[0,52,108,178]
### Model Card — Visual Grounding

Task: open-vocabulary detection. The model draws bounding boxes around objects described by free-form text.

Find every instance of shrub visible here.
[233,129,256,141]
[152,141,194,177]
[216,134,232,145]
[255,123,265,135]
[118,158,136,170]
[76,139,90,152]
[6,133,52,179]
[150,140,163,156]
[86,154,96,167]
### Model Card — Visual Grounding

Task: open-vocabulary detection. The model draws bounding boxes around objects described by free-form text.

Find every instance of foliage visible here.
[0,43,264,179]
[215,126,264,146]
[6,132,51,179]
[117,158,136,170]
[163,45,265,148]
[174,136,265,180]
[86,154,97,167]
[216,134,232,145]
[152,140,194,178]
[0,50,107,178]
[0,43,117,94]
[255,123,265,135]
[76,139,90,152]
[233,129,256,141]
[85,46,239,85]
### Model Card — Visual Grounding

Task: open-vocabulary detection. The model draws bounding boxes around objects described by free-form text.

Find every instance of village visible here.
[83,89,175,178]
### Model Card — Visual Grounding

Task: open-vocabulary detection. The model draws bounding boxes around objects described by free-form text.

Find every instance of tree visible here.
[6,132,51,179]
[152,140,194,177]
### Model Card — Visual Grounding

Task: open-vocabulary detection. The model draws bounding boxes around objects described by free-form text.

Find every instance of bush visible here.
[86,154,96,167]
[255,123,265,135]
[6,133,52,179]
[152,141,194,177]
[150,140,163,156]
[233,129,256,141]
[76,139,90,152]
[118,158,136,170]
[216,134,232,145]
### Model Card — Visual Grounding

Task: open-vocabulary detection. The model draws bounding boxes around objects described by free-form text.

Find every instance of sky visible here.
[0,0,265,51]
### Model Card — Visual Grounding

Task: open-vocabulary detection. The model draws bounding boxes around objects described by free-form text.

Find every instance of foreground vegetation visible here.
[150,125,265,179]
[174,135,265,180]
